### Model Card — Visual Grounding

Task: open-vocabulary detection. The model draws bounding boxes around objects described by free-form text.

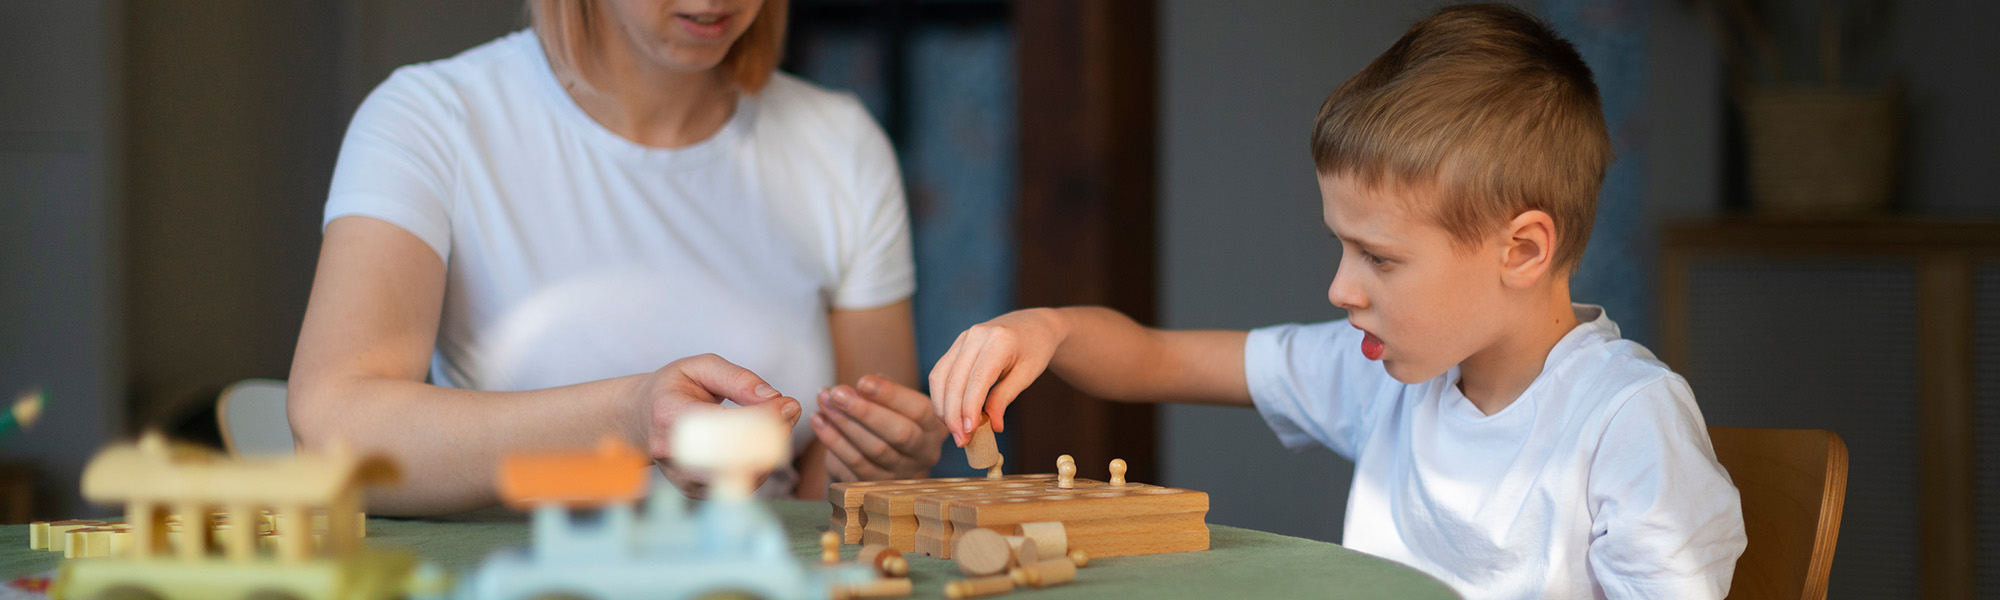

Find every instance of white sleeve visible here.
[1586,376,1748,599]
[830,113,915,310]
[323,67,460,262]
[1243,320,1402,459]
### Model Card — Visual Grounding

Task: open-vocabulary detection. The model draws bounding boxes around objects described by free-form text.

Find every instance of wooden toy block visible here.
[965,415,1001,469]
[912,480,1142,558]
[944,574,1015,600]
[952,528,1010,576]
[827,475,1044,545]
[949,486,1208,558]
[858,477,1065,551]
[833,577,913,600]
[29,521,47,549]
[44,520,106,553]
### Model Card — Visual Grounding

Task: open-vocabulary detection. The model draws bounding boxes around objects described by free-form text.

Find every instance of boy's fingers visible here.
[941,331,988,437]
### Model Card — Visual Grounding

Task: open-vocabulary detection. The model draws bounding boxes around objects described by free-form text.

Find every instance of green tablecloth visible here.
[2,501,1458,599]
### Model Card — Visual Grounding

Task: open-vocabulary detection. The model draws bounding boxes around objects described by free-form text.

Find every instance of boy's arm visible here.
[928,306,1247,444]
[1585,377,1747,599]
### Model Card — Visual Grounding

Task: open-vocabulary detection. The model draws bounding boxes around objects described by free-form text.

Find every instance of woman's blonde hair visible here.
[530,0,789,93]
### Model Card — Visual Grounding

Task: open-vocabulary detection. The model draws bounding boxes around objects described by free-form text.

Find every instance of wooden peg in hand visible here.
[966,414,1001,469]
[1110,458,1127,487]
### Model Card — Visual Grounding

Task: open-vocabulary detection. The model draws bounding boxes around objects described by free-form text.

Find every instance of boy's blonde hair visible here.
[530,0,789,94]
[1311,3,1610,273]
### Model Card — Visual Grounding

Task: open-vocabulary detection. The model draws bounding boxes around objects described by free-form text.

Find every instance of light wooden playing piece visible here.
[966,415,1001,469]
[1067,548,1090,567]
[985,455,1004,480]
[1019,557,1078,588]
[944,574,1016,600]
[954,528,1012,576]
[858,543,906,576]
[822,530,842,564]
[833,577,913,600]
[1056,459,1076,489]
[1110,458,1127,486]
[1016,521,1068,558]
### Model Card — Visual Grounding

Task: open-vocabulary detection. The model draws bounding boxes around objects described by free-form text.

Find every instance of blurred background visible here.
[2,1,1996,598]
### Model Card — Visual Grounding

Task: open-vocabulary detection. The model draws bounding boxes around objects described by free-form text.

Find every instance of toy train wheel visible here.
[92,585,163,600]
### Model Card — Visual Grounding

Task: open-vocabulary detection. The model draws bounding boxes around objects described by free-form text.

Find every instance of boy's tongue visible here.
[1362,332,1385,360]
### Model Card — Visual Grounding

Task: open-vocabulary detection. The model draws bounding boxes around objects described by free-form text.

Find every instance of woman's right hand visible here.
[927,308,1070,446]
[628,353,802,497]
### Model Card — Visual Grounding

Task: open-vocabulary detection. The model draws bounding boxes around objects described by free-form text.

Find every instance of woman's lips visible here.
[1361,331,1385,360]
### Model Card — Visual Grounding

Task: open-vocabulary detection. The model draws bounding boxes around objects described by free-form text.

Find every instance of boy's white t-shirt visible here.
[323,31,915,496]
[1246,305,1746,599]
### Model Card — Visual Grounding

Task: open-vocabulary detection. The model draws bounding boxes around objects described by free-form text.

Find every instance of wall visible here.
[0,0,120,518]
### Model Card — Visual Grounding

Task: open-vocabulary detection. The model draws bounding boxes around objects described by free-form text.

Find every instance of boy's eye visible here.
[1361,251,1389,266]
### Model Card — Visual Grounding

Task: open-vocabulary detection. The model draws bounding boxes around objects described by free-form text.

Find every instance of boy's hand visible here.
[927,308,1068,446]
[811,375,948,481]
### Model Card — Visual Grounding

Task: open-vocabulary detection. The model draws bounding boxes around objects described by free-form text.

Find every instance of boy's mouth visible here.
[1361,331,1385,361]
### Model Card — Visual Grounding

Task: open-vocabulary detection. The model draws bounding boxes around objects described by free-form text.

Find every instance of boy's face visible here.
[1318,173,1507,384]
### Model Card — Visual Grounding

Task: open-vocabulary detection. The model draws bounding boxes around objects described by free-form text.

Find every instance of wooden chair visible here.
[1709,426,1849,600]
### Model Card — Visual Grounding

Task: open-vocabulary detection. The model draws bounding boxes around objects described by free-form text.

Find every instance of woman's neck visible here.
[563,32,738,149]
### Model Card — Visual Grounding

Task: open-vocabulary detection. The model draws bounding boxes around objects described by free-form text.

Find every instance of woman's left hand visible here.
[811,374,947,481]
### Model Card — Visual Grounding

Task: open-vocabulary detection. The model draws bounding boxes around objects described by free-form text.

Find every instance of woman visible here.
[288,0,946,514]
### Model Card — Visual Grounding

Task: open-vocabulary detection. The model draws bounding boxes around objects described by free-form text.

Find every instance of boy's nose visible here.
[1328,268,1367,310]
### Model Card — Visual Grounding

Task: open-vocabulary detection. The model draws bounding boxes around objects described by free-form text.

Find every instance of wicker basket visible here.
[1739,86,1900,215]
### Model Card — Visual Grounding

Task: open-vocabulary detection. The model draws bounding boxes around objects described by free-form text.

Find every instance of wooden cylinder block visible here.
[1004,535,1039,566]
[953,528,1012,576]
[1015,521,1067,557]
[966,415,1001,469]
[944,575,1016,600]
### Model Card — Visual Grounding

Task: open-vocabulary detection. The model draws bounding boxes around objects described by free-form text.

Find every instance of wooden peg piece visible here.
[965,415,1001,469]
[834,577,913,600]
[1056,460,1075,489]
[859,543,907,577]
[1067,548,1090,568]
[1015,521,1068,558]
[1020,557,1079,588]
[821,530,842,564]
[944,574,1016,600]
[953,528,1012,576]
[1109,458,1127,486]
[985,454,1004,480]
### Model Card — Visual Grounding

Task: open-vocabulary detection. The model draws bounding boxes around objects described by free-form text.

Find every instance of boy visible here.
[925,4,1746,598]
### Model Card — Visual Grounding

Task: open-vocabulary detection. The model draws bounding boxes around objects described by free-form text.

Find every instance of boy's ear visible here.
[1499,210,1557,288]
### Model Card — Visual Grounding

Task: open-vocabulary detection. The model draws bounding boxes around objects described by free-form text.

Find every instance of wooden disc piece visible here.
[954,528,1012,576]
[965,415,1001,469]
[1016,521,1068,558]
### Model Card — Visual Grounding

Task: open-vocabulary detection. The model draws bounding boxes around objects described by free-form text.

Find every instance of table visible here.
[1,501,1458,599]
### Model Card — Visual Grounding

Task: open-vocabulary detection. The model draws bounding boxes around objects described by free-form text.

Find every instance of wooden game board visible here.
[828,473,1209,559]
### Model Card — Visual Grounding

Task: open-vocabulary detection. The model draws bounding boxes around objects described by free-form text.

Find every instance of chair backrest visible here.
[1709,426,1848,600]
[215,378,296,457]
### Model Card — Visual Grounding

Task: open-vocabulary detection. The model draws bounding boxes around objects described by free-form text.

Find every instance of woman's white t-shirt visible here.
[323,31,915,496]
